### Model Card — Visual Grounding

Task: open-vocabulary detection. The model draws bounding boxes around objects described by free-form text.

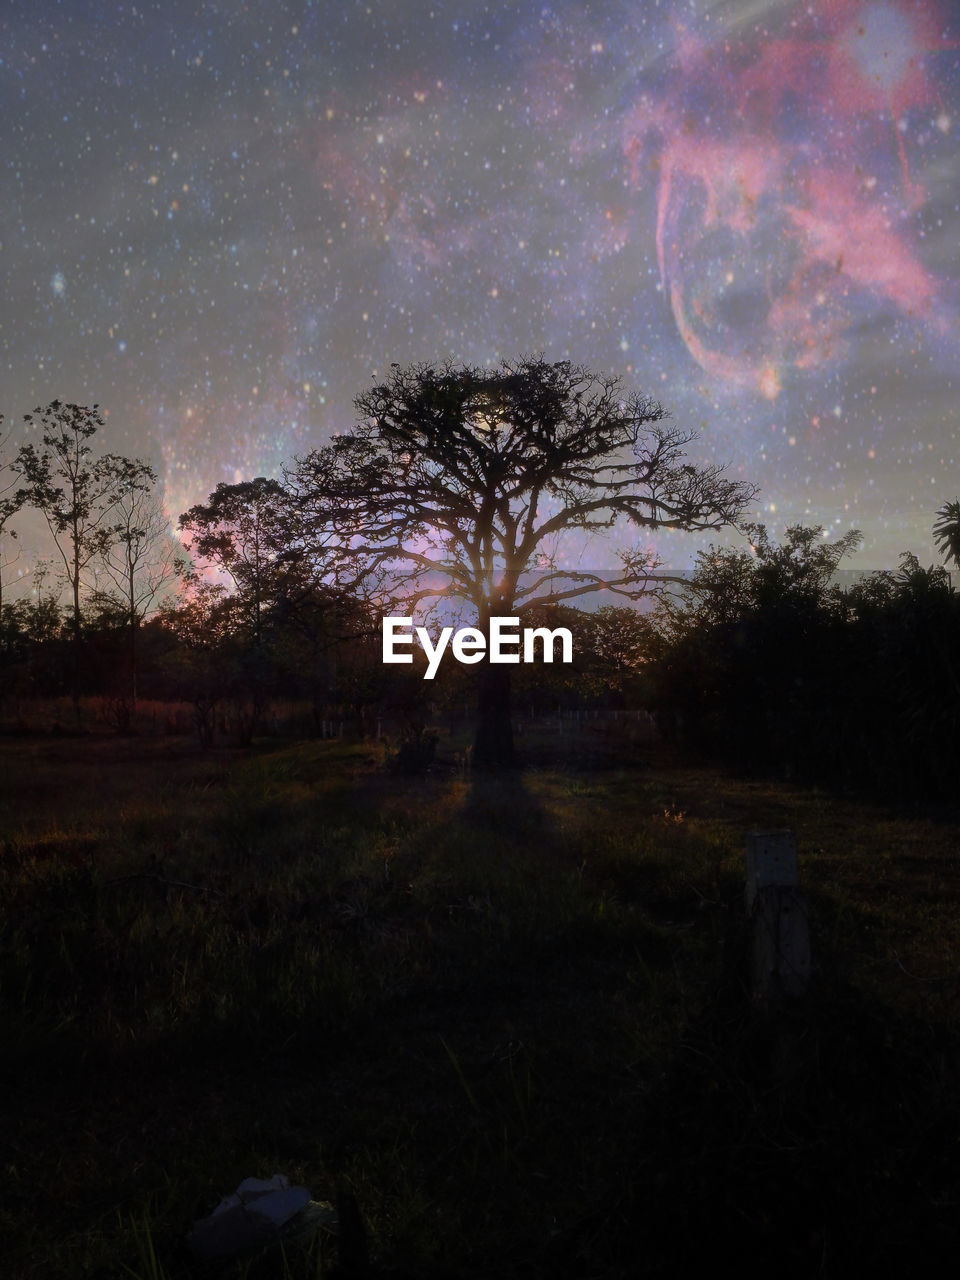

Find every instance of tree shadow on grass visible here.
[460,766,552,845]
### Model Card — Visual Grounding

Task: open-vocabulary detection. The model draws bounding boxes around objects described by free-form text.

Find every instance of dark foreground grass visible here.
[2,724,959,1277]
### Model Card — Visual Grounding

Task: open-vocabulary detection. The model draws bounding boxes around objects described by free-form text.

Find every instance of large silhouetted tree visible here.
[15,401,155,720]
[291,357,757,766]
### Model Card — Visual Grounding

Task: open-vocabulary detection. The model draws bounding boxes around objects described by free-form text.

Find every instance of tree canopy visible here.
[933,499,960,569]
[292,357,755,616]
[179,477,291,648]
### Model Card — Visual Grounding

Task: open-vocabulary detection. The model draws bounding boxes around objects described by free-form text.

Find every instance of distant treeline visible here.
[2,520,959,804]
[0,587,654,733]
[4,390,958,796]
[648,525,960,804]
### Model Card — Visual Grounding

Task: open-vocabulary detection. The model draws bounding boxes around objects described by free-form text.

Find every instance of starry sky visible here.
[3,0,958,575]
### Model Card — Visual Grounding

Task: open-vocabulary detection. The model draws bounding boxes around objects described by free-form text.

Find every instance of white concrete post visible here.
[745,831,811,1002]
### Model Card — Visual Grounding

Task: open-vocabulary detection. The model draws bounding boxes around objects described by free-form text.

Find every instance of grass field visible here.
[2,719,959,1277]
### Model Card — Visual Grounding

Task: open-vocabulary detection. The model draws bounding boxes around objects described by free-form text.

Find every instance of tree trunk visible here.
[71,536,82,729]
[127,562,138,711]
[473,658,515,769]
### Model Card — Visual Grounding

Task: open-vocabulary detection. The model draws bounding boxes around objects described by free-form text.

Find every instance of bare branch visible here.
[290,357,757,623]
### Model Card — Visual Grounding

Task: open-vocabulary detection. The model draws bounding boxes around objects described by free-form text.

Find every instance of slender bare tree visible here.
[94,487,182,709]
[0,414,27,622]
[15,401,155,721]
